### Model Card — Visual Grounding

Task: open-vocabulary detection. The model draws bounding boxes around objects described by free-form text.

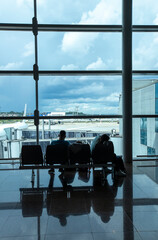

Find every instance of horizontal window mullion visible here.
[0,23,122,32]
[1,24,158,32]
[0,115,122,120]
[1,115,158,121]
[0,70,122,76]
[133,25,158,32]
[1,70,158,76]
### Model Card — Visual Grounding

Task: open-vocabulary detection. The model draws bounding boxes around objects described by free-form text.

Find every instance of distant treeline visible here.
[66,111,85,116]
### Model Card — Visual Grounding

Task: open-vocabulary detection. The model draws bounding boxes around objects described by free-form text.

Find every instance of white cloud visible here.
[133,33,158,69]
[41,97,119,114]
[105,92,120,102]
[61,64,79,70]
[0,62,23,70]
[133,0,158,25]
[23,42,34,57]
[16,0,33,8]
[61,0,121,55]
[68,82,106,95]
[61,32,97,55]
[153,14,158,25]
[86,57,106,70]
[80,0,120,24]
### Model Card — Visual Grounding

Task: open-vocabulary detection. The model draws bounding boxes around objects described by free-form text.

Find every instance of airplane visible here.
[0,104,28,140]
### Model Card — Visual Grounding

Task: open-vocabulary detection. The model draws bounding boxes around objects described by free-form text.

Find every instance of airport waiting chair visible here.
[92,143,114,164]
[69,143,91,165]
[21,145,43,166]
[46,144,69,165]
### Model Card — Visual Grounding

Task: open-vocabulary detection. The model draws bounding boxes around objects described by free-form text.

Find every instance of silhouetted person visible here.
[51,130,70,146]
[91,134,126,177]
[49,130,70,173]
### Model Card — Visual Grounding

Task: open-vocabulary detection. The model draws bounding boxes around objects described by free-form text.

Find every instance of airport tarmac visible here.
[29,120,120,134]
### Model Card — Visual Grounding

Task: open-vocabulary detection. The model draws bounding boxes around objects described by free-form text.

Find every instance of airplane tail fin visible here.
[23,104,27,122]
[23,104,27,117]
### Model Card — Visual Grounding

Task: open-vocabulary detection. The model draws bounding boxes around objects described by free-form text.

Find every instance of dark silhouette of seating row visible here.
[19,144,116,177]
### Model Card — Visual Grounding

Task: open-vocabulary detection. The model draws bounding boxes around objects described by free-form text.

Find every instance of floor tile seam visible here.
[131,230,144,240]
[91,232,95,240]
[45,214,51,236]
[0,214,11,233]
[138,230,158,233]
[123,210,140,233]
[44,232,94,236]
[133,183,152,198]
[90,230,137,233]
[0,233,41,238]
[133,177,158,190]
[133,211,158,214]
[87,211,95,234]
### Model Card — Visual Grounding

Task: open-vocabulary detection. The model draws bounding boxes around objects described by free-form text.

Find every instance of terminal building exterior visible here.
[119,80,158,157]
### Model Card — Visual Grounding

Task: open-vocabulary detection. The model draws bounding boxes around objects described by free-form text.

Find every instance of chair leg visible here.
[31,169,35,185]
[112,167,116,180]
[102,167,106,180]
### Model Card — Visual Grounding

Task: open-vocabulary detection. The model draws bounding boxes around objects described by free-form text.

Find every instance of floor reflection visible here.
[19,169,128,239]
[3,164,158,239]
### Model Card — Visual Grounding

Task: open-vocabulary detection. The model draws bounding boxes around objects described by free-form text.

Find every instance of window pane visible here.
[0,0,33,23]
[133,33,158,70]
[133,0,158,25]
[0,32,34,70]
[38,76,122,115]
[147,146,155,155]
[38,32,122,70]
[0,76,35,114]
[37,0,122,24]
[133,118,157,157]
[132,76,158,115]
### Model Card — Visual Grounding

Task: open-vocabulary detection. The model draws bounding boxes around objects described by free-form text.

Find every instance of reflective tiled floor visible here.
[1,163,158,240]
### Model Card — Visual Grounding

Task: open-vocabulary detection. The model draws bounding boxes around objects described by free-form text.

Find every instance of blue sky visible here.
[0,0,158,114]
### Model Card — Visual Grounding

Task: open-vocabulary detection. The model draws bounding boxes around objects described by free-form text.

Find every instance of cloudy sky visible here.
[0,0,158,114]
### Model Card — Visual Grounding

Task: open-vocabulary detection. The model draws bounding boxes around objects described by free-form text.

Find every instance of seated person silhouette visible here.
[91,134,126,177]
[51,130,70,146]
[49,130,70,174]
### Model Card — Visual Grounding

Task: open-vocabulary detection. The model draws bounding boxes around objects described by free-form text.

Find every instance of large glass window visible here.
[0,0,158,161]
